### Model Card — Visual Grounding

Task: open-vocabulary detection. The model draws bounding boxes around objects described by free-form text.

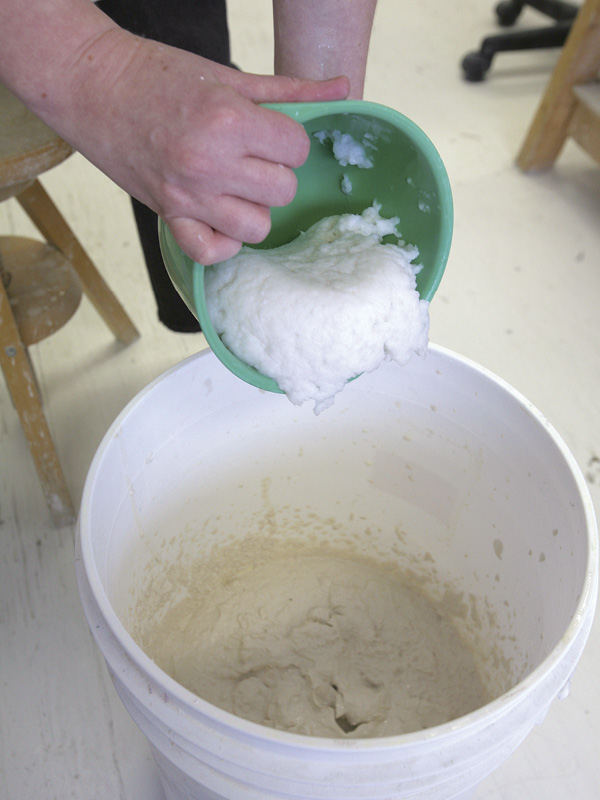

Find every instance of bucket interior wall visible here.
[87,348,589,704]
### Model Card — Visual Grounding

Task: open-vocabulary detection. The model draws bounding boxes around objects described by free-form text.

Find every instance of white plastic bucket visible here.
[76,344,597,800]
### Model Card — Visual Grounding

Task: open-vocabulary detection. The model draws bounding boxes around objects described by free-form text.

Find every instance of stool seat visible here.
[0,236,82,346]
[0,83,72,195]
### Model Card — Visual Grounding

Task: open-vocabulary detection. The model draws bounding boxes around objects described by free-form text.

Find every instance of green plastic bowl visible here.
[159,99,453,393]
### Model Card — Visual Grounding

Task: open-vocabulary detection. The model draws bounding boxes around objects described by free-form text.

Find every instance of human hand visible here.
[56,30,350,264]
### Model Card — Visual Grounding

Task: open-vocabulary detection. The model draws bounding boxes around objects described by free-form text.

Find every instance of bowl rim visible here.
[188,98,454,393]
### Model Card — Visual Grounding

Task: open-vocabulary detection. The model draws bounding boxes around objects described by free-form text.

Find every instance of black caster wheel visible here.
[461,51,492,81]
[495,0,523,26]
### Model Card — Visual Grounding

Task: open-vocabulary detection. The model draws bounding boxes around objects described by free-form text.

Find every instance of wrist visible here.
[272,0,376,99]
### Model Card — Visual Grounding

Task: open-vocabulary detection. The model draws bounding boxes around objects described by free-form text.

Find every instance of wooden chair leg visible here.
[517,0,600,171]
[16,179,140,345]
[0,280,75,526]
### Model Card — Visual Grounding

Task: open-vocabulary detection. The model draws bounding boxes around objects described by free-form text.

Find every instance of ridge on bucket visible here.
[159,99,453,393]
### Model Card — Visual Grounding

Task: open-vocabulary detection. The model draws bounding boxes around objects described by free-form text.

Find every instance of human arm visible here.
[0,0,350,265]
[273,0,378,99]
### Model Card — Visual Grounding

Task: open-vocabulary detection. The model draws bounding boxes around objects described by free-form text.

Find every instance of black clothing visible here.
[100,0,232,331]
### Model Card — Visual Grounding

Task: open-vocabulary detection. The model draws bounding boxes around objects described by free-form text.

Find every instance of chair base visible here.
[461,0,579,81]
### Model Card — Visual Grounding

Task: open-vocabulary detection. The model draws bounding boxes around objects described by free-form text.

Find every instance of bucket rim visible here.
[76,343,598,753]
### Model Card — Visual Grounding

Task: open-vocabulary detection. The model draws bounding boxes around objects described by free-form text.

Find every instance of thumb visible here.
[220,69,350,105]
[168,217,243,266]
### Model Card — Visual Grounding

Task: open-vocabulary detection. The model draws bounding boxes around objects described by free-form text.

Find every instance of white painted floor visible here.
[1,1,599,798]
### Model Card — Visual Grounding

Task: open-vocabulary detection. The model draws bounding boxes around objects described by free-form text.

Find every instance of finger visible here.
[216,74,350,167]
[154,164,297,226]
[222,70,351,105]
[167,217,243,265]
[229,158,298,208]
[242,106,311,168]
[193,195,272,245]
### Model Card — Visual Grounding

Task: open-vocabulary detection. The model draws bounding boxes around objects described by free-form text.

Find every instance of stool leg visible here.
[0,281,75,526]
[17,180,140,345]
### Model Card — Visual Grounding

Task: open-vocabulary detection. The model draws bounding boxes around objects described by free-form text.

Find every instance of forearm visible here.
[0,0,351,266]
[273,0,377,99]
[0,0,122,124]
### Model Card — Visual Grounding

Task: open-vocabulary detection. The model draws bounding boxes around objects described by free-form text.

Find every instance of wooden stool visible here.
[0,82,140,526]
[517,0,600,170]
